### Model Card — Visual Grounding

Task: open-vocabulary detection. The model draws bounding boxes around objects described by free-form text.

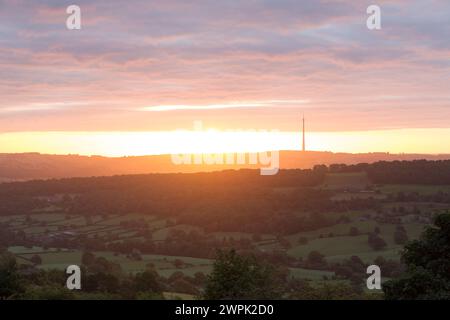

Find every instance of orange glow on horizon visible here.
[1,128,450,156]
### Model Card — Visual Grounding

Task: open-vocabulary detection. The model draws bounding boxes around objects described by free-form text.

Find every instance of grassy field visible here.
[163,292,196,300]
[11,246,215,276]
[325,248,402,264]
[379,184,450,195]
[320,172,370,190]
[331,192,386,201]
[152,225,202,241]
[288,235,375,258]
[12,246,346,280]
[286,221,425,263]
[286,220,379,241]
[6,206,427,275]
[8,246,63,254]
[3,176,447,286]
[288,267,335,281]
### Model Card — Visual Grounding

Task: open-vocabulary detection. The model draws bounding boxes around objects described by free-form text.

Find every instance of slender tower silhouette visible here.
[302,114,306,152]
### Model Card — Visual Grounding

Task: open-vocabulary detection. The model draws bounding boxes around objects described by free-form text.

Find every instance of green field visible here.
[7,208,428,276]
[152,225,202,241]
[3,176,447,289]
[11,247,214,276]
[286,221,425,263]
[331,192,386,201]
[379,184,450,195]
[288,267,335,281]
[321,172,370,190]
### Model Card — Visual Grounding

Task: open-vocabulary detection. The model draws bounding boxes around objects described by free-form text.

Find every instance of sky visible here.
[0,0,449,155]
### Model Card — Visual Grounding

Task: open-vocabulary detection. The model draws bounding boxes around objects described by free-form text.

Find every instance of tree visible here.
[193,272,207,286]
[173,259,184,269]
[279,237,291,249]
[30,254,42,265]
[349,226,359,236]
[84,272,120,293]
[307,251,325,265]
[0,252,22,299]
[81,251,95,266]
[134,270,162,295]
[252,233,262,242]
[203,250,282,300]
[19,285,74,300]
[384,213,450,299]
[394,225,409,245]
[288,281,378,300]
[368,233,387,250]
[171,278,199,295]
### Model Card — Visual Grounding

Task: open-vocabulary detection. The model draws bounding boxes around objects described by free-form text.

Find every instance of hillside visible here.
[1,151,450,181]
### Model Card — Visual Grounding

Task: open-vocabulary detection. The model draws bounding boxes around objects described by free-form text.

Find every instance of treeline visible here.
[0,169,325,197]
[2,159,449,200]
[0,248,376,300]
[0,250,203,300]
[366,160,450,185]
[1,160,449,233]
[0,169,328,220]
[0,189,378,236]
[322,160,450,185]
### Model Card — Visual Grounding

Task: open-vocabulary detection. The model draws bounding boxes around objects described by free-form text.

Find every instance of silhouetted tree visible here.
[394,225,409,245]
[0,252,22,299]
[368,233,387,250]
[384,213,450,299]
[204,250,281,300]
[349,227,359,236]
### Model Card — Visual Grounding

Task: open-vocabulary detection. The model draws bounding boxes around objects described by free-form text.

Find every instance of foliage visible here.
[0,252,22,299]
[383,213,450,299]
[18,285,74,300]
[203,250,282,300]
[394,225,409,245]
[288,280,380,300]
[368,233,387,251]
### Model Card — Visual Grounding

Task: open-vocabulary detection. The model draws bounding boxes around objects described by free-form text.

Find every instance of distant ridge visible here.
[1,151,450,181]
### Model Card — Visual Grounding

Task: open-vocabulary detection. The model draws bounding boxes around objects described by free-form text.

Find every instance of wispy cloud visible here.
[0,0,449,132]
[0,102,92,113]
[140,100,310,111]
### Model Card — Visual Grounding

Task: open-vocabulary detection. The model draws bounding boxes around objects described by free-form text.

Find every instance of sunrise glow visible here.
[1,128,449,157]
